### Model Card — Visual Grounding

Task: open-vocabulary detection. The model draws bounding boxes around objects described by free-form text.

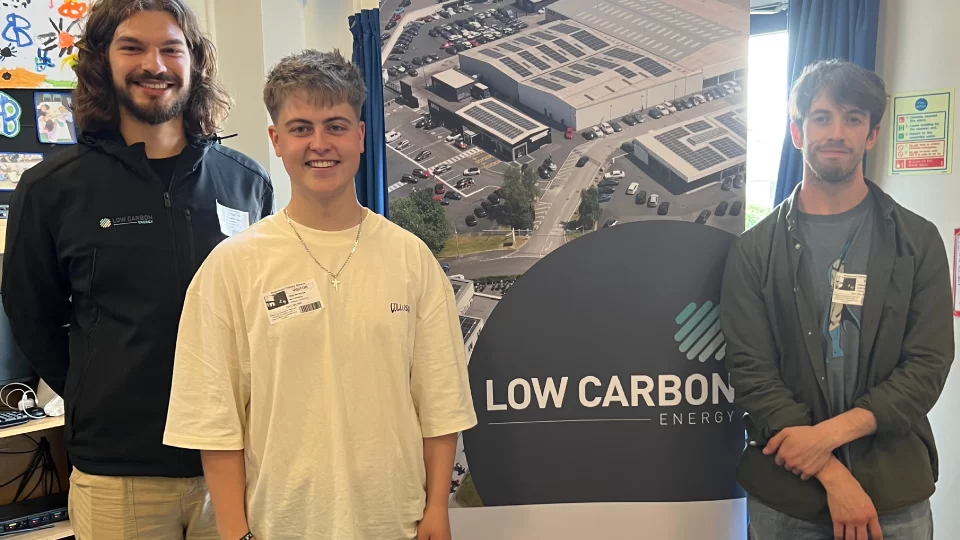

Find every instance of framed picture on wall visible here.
[34,91,77,145]
[0,152,43,191]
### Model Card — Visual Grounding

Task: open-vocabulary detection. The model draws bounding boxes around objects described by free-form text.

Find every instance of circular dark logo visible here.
[464,220,746,506]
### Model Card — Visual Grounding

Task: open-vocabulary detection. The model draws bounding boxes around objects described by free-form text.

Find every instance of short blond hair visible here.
[263,49,367,122]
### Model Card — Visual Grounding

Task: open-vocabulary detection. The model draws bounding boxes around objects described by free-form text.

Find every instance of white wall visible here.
[867,1,960,536]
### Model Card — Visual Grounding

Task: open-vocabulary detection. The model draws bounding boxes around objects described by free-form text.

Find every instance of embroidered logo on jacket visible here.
[100,215,154,228]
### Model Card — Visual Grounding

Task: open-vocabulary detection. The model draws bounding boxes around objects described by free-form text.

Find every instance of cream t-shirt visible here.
[163,210,477,540]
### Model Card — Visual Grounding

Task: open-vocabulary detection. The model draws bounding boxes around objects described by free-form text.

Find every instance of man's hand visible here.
[418,505,452,540]
[763,425,835,480]
[817,458,883,540]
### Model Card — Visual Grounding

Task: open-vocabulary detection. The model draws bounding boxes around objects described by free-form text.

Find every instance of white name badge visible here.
[832,272,867,306]
[216,200,250,237]
[262,279,324,324]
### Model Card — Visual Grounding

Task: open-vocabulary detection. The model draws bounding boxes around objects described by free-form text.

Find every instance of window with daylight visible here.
[746,31,789,229]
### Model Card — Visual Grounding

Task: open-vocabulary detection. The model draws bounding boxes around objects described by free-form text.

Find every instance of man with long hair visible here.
[1,1,273,538]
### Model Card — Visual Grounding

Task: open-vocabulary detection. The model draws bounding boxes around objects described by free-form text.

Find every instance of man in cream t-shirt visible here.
[163,49,477,540]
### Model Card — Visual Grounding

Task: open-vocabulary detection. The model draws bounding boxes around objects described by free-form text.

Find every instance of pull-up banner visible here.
[451,221,746,538]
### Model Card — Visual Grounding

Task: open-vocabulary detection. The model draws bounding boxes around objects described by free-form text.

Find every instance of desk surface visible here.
[0,416,64,440]
[7,520,73,540]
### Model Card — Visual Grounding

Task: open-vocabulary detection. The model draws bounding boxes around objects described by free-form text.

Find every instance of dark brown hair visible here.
[73,0,231,137]
[789,59,887,132]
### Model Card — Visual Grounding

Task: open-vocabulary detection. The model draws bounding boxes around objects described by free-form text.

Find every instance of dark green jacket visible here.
[720,180,954,523]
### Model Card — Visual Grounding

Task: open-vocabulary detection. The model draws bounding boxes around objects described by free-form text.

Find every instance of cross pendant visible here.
[331,278,341,292]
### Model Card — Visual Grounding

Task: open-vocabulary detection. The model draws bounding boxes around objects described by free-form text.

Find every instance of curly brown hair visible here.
[73,0,231,138]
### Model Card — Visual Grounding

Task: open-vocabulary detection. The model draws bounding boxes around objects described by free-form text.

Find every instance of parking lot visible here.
[596,150,746,235]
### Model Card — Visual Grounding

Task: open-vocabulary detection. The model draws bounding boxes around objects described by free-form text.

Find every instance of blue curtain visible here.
[772,0,881,205]
[350,8,389,218]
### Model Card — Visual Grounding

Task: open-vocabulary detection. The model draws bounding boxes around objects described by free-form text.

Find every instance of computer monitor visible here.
[0,282,37,387]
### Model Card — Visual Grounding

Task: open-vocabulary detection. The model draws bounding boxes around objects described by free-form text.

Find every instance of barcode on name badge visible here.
[299,301,323,313]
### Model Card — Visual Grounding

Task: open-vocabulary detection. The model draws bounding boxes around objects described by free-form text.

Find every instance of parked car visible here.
[696,209,712,224]
[583,130,597,140]
[730,200,743,216]
[603,170,626,180]
[598,185,616,195]
[538,167,552,179]
[412,168,431,178]
[622,115,638,126]
[444,191,462,200]
[415,150,432,161]
[598,178,619,188]
[386,130,401,143]
[598,193,612,203]
[474,207,487,218]
[487,193,501,204]
[634,190,647,205]
[386,21,398,30]
[455,140,469,149]
[626,182,640,195]
[401,174,417,184]
[396,140,411,150]
[721,177,732,190]
[565,127,575,139]
[465,215,478,226]
[463,167,481,176]
[544,158,557,171]
[603,218,619,228]
[434,182,446,194]
[657,201,670,215]
[577,156,590,167]
[647,193,660,208]
[715,200,729,216]
[446,132,462,142]
[733,174,745,189]
[648,109,664,119]
[610,121,623,133]
[432,164,452,174]
[599,123,614,135]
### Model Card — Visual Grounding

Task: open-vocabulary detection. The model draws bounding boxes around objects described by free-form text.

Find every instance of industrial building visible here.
[428,97,552,161]
[456,0,747,129]
[630,105,747,192]
[431,69,477,103]
[517,0,560,13]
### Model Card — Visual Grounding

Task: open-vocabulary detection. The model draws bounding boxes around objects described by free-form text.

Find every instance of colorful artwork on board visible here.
[0,89,21,137]
[34,89,75,143]
[0,0,87,88]
[0,151,42,190]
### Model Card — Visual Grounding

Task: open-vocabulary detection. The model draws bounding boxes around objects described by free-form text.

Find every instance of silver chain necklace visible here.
[283,208,365,292]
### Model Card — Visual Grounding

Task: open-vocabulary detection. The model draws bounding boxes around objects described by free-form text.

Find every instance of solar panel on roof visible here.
[634,57,672,77]
[606,48,643,62]
[553,38,585,58]
[479,49,505,59]
[715,111,747,140]
[687,127,727,146]
[537,45,568,64]
[517,37,539,47]
[571,29,609,51]
[462,106,524,139]
[552,71,583,84]
[532,31,555,41]
[587,57,619,70]
[460,316,481,339]
[500,42,523,53]
[550,23,579,34]
[518,51,550,70]
[685,120,712,133]
[532,77,565,91]
[655,127,726,172]
[500,57,533,77]
[710,137,746,159]
[570,63,602,76]
[483,101,540,130]
[615,67,637,79]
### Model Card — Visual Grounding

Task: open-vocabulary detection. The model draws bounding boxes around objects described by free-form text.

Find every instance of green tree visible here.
[745,203,772,231]
[577,186,601,229]
[497,164,538,230]
[390,189,450,253]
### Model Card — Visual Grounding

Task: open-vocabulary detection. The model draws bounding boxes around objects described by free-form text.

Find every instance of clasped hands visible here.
[762,424,837,480]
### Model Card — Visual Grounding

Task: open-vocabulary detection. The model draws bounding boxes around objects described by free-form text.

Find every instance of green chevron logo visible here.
[674,301,726,362]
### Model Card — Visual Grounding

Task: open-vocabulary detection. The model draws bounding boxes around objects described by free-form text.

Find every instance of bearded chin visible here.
[116,84,190,126]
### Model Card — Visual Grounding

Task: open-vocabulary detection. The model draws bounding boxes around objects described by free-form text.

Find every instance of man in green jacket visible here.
[721,59,953,540]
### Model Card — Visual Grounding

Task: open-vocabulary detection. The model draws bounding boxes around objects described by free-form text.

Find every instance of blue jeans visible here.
[748,496,933,540]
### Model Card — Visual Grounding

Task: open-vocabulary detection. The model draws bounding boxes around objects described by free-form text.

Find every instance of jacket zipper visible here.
[163,191,182,295]
[184,209,197,272]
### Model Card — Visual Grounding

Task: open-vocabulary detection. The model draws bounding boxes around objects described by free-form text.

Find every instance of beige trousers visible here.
[68,468,218,540]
